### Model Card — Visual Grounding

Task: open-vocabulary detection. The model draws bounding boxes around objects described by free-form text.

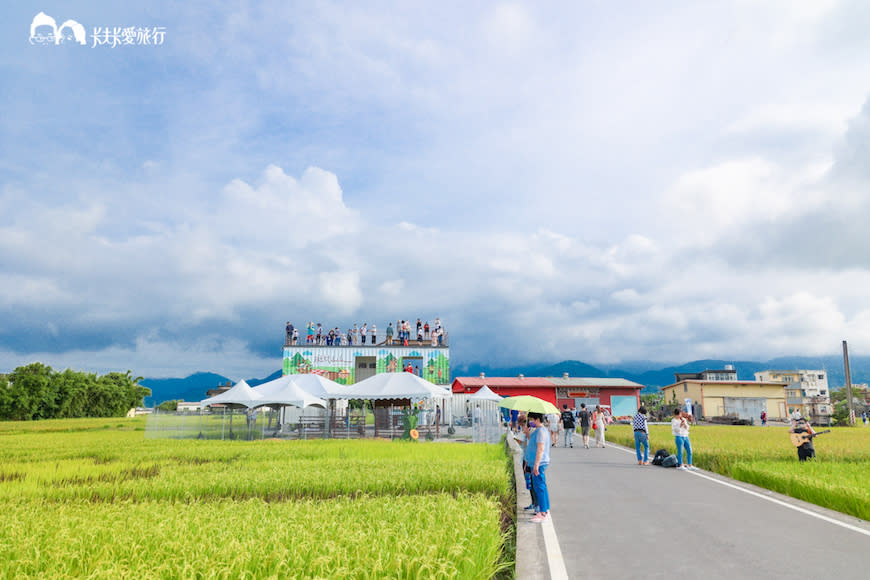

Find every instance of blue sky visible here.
[3,1,870,379]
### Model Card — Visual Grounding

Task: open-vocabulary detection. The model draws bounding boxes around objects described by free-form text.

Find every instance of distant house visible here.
[674,367,739,382]
[451,373,644,418]
[176,401,201,413]
[754,369,833,423]
[661,371,788,421]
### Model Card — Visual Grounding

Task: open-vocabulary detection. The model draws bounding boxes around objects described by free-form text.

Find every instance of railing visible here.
[283,331,449,348]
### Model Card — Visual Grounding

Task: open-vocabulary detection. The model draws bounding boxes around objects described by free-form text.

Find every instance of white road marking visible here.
[611,444,870,537]
[541,514,568,580]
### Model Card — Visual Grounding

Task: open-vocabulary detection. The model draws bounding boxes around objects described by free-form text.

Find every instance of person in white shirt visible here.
[671,408,698,470]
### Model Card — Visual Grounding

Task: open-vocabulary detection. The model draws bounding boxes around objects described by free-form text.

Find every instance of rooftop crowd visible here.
[284,318,446,347]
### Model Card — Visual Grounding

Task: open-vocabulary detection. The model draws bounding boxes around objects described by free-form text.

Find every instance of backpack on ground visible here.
[661,454,679,468]
[651,449,669,466]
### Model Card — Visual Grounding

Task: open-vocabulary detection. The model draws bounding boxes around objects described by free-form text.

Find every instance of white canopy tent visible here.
[468,384,502,401]
[468,384,504,444]
[200,380,263,408]
[328,372,452,402]
[251,375,331,408]
[328,372,452,438]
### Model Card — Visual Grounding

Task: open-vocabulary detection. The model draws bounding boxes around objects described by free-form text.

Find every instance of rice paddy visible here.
[0,417,514,579]
[608,423,870,520]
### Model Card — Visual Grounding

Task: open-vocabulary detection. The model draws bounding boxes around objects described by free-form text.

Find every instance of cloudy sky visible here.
[3,1,870,380]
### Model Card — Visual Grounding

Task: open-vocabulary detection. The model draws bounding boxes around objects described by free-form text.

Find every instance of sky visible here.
[3,1,870,380]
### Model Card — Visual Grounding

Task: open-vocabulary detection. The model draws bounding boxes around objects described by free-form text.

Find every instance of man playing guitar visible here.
[789,413,816,461]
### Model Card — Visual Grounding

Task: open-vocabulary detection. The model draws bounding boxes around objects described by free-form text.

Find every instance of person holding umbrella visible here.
[527,412,551,523]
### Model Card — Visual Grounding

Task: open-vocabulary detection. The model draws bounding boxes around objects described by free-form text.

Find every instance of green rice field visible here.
[0,417,514,579]
[608,423,870,520]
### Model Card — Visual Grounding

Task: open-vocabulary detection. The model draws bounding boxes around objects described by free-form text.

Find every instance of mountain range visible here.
[141,356,870,405]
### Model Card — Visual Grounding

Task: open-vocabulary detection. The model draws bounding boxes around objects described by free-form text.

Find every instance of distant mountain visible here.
[454,356,870,392]
[143,356,870,404]
[142,370,281,405]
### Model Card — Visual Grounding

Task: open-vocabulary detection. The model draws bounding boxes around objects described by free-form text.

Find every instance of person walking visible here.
[633,406,651,465]
[577,403,592,449]
[560,404,576,448]
[527,412,551,523]
[761,410,767,426]
[671,408,698,470]
[593,404,607,448]
[548,413,560,446]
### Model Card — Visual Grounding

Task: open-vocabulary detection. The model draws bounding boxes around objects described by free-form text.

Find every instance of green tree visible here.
[54,369,93,418]
[7,362,55,420]
[0,375,11,419]
[156,400,178,411]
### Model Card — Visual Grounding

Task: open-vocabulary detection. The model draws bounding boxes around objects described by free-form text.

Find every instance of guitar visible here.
[790,429,830,447]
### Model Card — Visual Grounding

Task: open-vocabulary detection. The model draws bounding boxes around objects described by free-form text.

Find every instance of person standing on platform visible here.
[633,406,651,465]
[386,323,393,345]
[528,412,551,523]
[370,323,376,345]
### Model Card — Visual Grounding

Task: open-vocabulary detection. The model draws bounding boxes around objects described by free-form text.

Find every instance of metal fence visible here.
[144,405,501,442]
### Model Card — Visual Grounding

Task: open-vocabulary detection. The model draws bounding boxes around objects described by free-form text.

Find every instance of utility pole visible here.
[843,340,856,426]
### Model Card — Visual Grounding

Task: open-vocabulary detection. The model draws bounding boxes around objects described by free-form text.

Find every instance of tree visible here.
[7,362,55,420]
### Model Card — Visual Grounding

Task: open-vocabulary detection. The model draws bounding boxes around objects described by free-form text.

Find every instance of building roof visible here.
[662,380,788,390]
[548,377,643,388]
[452,376,644,393]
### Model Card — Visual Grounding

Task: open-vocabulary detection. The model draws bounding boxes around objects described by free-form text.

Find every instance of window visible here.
[683,384,688,392]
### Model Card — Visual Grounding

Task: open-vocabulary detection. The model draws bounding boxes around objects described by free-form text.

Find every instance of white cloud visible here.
[4,1,870,380]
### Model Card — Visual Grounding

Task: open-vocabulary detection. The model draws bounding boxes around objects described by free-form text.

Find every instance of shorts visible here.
[581,426,590,436]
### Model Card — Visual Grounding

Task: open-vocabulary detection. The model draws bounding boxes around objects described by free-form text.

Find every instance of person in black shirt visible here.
[789,415,816,461]
[577,403,592,449]
[560,404,576,448]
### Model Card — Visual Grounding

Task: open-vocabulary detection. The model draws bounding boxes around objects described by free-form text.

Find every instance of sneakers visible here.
[677,465,688,471]
[530,512,549,523]
[523,504,537,511]
[687,465,699,471]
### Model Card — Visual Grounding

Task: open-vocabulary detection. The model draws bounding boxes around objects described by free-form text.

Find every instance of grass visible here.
[607,423,870,520]
[0,418,515,579]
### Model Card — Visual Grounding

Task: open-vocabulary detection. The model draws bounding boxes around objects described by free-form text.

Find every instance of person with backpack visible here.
[577,403,592,449]
[671,408,698,470]
[560,404,576,448]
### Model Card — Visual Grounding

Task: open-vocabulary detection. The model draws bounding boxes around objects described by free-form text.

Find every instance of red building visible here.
[451,373,644,418]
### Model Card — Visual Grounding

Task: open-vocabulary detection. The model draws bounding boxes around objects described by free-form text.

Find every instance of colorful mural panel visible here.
[283,346,450,385]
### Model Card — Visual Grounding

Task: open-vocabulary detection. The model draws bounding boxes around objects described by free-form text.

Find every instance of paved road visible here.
[513,441,870,580]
